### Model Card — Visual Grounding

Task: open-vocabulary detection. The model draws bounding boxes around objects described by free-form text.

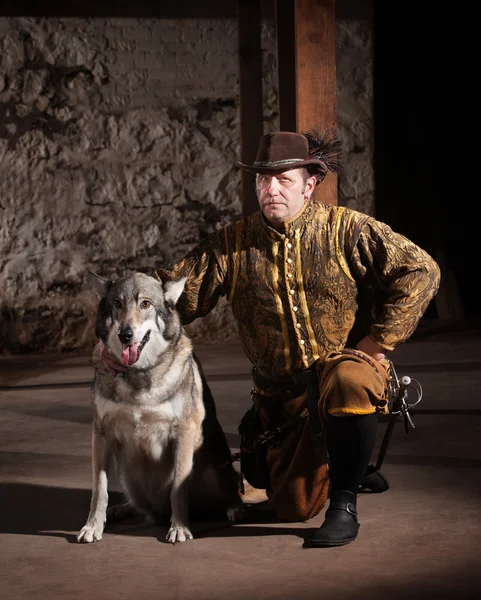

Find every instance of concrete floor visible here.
[1,327,481,600]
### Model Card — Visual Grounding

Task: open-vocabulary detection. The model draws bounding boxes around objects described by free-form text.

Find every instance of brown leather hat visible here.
[235,131,329,179]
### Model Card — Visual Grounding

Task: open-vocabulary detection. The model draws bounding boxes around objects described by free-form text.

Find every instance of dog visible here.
[77,271,245,544]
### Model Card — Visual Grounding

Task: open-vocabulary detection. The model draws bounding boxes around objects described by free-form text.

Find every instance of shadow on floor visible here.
[0,354,92,388]
[0,482,307,544]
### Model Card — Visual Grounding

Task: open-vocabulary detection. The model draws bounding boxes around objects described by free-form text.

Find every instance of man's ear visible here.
[164,277,187,306]
[305,174,318,197]
[88,271,112,299]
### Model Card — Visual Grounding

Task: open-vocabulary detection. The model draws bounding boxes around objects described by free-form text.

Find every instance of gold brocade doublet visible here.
[156,201,441,379]
[223,202,359,376]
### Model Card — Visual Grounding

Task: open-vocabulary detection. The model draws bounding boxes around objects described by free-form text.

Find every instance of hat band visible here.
[253,158,306,167]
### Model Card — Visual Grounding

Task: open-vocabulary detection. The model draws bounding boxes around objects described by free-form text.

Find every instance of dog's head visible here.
[89,271,187,370]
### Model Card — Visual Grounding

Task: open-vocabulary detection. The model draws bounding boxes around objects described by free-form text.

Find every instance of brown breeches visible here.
[252,351,391,522]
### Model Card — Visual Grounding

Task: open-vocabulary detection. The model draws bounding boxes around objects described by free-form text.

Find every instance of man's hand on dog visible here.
[99,341,128,376]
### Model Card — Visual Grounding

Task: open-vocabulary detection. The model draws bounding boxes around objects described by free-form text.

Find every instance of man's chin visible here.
[263,206,286,222]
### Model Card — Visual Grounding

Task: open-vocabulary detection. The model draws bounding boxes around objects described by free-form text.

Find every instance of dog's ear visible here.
[163,277,187,306]
[88,271,112,298]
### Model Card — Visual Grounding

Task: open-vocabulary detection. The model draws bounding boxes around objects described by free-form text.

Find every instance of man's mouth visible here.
[121,330,151,366]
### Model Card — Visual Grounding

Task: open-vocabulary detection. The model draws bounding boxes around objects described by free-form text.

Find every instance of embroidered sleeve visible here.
[348,217,441,351]
[154,229,229,325]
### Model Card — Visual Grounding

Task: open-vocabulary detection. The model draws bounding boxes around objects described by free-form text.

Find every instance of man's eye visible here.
[140,300,151,309]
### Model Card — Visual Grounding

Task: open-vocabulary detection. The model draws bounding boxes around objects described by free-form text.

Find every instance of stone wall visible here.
[0,7,373,354]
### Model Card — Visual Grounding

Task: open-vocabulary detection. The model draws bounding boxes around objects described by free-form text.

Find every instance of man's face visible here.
[256,168,317,227]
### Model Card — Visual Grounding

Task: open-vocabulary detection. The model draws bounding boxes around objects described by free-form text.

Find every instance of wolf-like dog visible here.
[77,271,245,544]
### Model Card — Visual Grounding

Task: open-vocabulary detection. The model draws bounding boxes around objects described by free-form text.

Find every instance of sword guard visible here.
[387,361,423,434]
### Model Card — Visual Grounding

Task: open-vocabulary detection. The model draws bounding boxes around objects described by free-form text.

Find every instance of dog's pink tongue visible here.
[121,343,140,366]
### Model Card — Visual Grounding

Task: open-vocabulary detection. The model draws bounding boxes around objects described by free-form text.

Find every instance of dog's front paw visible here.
[227,506,248,522]
[166,525,193,544]
[77,523,104,543]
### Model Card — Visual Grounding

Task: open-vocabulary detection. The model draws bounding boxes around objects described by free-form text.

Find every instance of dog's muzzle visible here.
[120,330,151,366]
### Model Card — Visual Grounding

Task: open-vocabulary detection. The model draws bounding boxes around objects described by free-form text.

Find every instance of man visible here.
[103,131,440,547]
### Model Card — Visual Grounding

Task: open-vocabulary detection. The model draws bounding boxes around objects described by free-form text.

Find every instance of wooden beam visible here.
[276,0,337,205]
[0,0,243,18]
[238,0,263,217]
[275,0,297,132]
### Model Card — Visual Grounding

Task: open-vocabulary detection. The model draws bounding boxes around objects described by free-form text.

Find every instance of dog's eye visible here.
[113,299,122,309]
[140,300,151,309]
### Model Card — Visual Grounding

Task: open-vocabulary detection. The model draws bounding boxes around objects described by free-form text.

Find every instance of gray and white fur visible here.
[78,271,244,544]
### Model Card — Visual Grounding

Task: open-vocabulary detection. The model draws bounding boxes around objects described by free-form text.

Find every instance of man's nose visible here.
[118,326,134,344]
[267,178,279,194]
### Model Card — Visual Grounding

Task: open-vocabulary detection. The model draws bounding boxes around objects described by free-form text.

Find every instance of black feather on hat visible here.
[302,130,342,176]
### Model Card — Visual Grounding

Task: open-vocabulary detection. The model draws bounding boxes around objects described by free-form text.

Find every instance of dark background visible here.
[373,3,478,322]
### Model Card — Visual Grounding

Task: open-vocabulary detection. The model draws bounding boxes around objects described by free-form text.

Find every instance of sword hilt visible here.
[388,363,423,432]
[370,364,423,474]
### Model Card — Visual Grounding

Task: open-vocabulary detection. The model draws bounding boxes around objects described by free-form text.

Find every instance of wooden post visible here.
[275,0,297,132]
[238,0,263,217]
[276,0,337,205]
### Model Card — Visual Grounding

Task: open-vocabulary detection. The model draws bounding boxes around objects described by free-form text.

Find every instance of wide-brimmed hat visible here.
[235,131,341,181]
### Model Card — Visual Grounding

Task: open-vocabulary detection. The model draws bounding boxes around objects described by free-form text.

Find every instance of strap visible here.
[254,366,323,453]
[328,501,358,518]
[242,408,309,453]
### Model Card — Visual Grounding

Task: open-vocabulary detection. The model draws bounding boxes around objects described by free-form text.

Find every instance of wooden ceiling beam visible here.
[0,0,273,18]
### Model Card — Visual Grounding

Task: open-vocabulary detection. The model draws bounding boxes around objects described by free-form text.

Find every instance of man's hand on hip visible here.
[355,336,387,363]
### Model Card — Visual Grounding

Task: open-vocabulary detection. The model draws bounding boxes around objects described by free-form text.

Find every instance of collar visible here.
[260,200,314,240]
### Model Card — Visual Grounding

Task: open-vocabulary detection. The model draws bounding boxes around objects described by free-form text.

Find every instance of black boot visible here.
[304,414,378,548]
[304,490,359,547]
